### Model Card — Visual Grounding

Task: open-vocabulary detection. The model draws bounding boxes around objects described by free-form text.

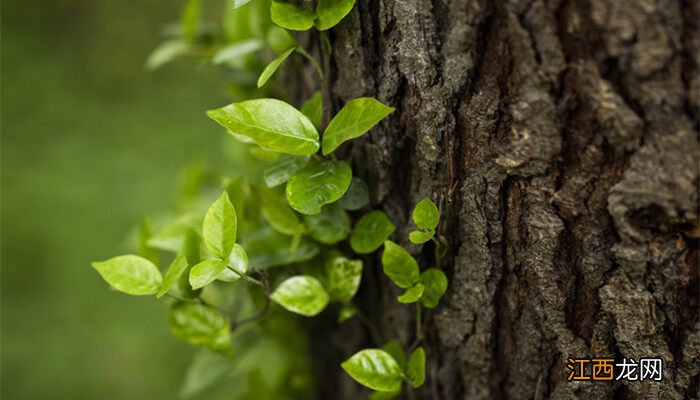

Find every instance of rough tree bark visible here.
[299,0,699,398]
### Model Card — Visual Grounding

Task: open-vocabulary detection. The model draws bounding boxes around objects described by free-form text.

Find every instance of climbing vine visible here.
[93,0,449,397]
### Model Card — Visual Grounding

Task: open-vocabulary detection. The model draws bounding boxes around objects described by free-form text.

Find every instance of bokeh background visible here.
[2,0,234,398]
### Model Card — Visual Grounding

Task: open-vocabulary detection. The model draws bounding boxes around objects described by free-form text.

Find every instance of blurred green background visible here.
[2,0,233,398]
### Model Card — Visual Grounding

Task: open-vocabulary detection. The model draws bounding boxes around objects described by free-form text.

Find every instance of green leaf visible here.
[168,302,231,352]
[218,244,249,282]
[408,229,435,244]
[266,26,297,53]
[146,40,190,70]
[158,255,189,298]
[189,259,230,289]
[341,349,403,392]
[407,347,426,388]
[419,268,448,308]
[350,211,396,254]
[397,283,424,303]
[338,177,369,210]
[92,255,162,296]
[271,1,314,31]
[203,192,237,259]
[300,91,323,129]
[303,203,350,244]
[338,303,357,323]
[181,0,201,40]
[242,226,319,267]
[314,0,356,30]
[207,99,320,156]
[263,154,310,188]
[412,198,439,230]
[321,97,394,155]
[231,0,255,9]
[370,390,401,400]
[179,229,203,299]
[381,241,420,289]
[270,275,329,316]
[212,39,265,65]
[179,349,236,398]
[257,47,296,88]
[262,200,305,235]
[286,159,352,215]
[381,340,406,370]
[326,257,363,302]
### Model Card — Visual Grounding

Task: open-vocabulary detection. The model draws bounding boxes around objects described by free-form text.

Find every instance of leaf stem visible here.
[353,305,382,346]
[228,266,263,287]
[295,47,324,80]
[231,274,271,331]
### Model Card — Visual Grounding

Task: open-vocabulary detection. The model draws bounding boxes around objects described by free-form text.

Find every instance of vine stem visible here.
[353,305,382,346]
[230,272,270,331]
[409,303,424,352]
[295,47,324,80]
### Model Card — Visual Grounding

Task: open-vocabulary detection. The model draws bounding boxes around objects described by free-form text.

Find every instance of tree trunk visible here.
[304,0,699,398]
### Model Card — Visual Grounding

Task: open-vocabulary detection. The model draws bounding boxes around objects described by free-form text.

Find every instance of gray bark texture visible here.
[300,0,699,398]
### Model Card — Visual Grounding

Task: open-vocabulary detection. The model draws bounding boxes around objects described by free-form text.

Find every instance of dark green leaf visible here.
[257,47,296,88]
[321,97,394,155]
[242,226,319,268]
[158,255,189,298]
[263,154,310,188]
[303,203,350,244]
[381,340,406,370]
[203,192,237,259]
[92,255,162,296]
[408,229,434,244]
[350,211,395,254]
[189,259,230,289]
[207,99,320,155]
[338,177,370,210]
[412,198,439,230]
[286,159,352,215]
[271,1,314,31]
[341,349,403,392]
[381,241,420,289]
[270,275,329,316]
[407,347,426,388]
[300,91,323,129]
[314,0,356,30]
[397,283,424,303]
[168,302,231,352]
[326,257,363,302]
[419,268,448,308]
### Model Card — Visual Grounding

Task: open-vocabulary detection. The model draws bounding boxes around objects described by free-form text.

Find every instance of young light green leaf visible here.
[350,211,396,254]
[338,303,357,323]
[146,40,190,70]
[271,1,315,31]
[207,99,320,155]
[321,97,394,155]
[231,0,255,10]
[212,39,265,65]
[397,283,424,303]
[203,191,237,259]
[419,268,448,308]
[262,200,305,235]
[168,302,231,352]
[286,159,352,215]
[338,177,370,210]
[381,241,420,289]
[92,255,162,296]
[303,203,350,244]
[408,229,435,244]
[257,47,296,88]
[326,257,363,302]
[341,349,403,392]
[270,275,330,316]
[158,255,189,298]
[264,154,310,188]
[179,229,203,299]
[300,91,323,129]
[181,0,201,40]
[369,390,401,400]
[407,347,426,388]
[381,340,406,370]
[266,26,298,53]
[412,198,439,230]
[314,0,356,30]
[189,259,230,289]
[228,243,249,274]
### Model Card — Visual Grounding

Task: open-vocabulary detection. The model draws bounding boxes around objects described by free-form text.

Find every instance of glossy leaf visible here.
[338,177,369,210]
[212,39,265,65]
[300,91,323,129]
[286,159,352,215]
[341,349,403,392]
[189,259,230,289]
[92,255,162,296]
[408,229,434,244]
[271,1,314,31]
[350,211,395,254]
[314,0,356,30]
[397,283,424,304]
[207,99,320,155]
[303,203,350,244]
[412,198,439,230]
[262,200,305,235]
[381,340,406,370]
[168,302,231,352]
[407,347,426,388]
[326,257,363,302]
[202,192,237,259]
[257,47,296,88]
[264,154,310,188]
[381,241,420,289]
[228,243,249,275]
[321,98,394,155]
[158,255,189,298]
[270,275,329,316]
[419,268,448,308]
